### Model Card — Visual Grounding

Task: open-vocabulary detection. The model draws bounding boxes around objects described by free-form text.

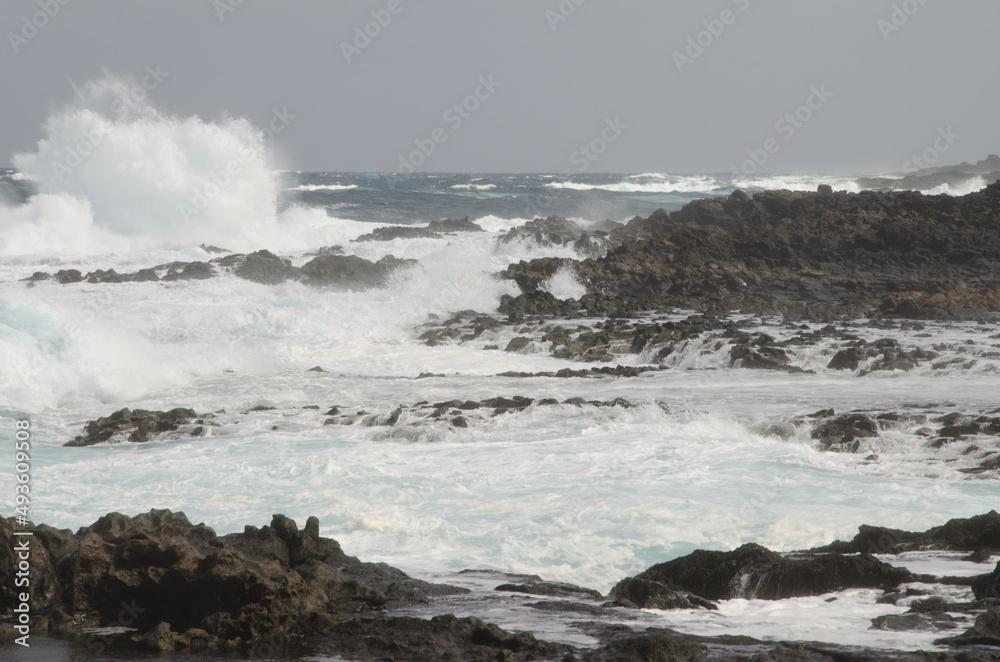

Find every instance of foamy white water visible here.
[0,75,996,653]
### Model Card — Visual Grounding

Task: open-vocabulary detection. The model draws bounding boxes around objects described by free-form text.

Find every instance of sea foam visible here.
[2,75,285,255]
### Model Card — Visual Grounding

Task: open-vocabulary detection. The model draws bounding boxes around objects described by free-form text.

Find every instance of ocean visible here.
[0,77,996,654]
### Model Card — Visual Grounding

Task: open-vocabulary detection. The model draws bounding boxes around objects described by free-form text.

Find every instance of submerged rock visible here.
[64,407,200,447]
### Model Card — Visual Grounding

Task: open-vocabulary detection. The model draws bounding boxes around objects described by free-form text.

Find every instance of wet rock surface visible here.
[815,511,1000,557]
[355,216,484,241]
[22,248,417,290]
[0,510,463,656]
[62,399,1000,477]
[620,543,914,601]
[502,183,1000,320]
[64,407,202,447]
[3,512,1000,659]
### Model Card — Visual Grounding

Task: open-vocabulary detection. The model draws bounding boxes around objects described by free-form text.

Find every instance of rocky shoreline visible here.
[20,182,1000,321]
[57,398,1000,477]
[1,511,998,660]
[8,182,1000,659]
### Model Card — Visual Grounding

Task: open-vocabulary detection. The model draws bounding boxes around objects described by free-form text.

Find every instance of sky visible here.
[1,0,998,174]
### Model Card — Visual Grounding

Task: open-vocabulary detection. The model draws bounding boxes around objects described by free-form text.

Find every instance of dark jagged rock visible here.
[973,561,1000,600]
[300,254,417,289]
[936,605,1000,648]
[730,341,802,372]
[499,182,1000,320]
[828,347,863,370]
[355,217,484,242]
[0,511,464,654]
[64,407,200,447]
[608,576,717,610]
[627,543,913,601]
[582,629,707,662]
[54,268,83,284]
[816,511,1000,557]
[130,267,160,282]
[162,261,215,281]
[312,614,572,662]
[499,291,580,318]
[355,225,439,241]
[86,268,124,283]
[499,215,622,258]
[232,249,301,285]
[504,336,531,352]
[427,216,483,233]
[495,579,603,601]
[811,413,880,450]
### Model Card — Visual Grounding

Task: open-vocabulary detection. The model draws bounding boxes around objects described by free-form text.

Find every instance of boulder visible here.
[628,543,913,601]
[64,407,200,447]
[0,510,461,652]
[232,250,300,285]
[300,254,416,289]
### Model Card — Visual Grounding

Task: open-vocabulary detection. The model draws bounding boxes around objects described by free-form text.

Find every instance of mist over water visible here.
[2,75,288,255]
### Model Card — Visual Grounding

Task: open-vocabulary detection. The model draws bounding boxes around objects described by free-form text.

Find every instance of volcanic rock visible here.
[64,407,200,447]
[623,543,913,601]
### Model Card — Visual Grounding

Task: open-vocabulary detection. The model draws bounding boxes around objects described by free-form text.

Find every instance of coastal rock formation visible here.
[64,407,202,447]
[815,511,1000,558]
[299,254,417,288]
[3,511,1000,659]
[355,216,484,241]
[22,250,417,290]
[498,215,622,257]
[0,510,464,655]
[502,182,1000,320]
[618,543,914,601]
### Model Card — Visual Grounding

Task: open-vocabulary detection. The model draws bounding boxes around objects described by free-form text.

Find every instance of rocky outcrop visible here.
[0,510,463,655]
[815,511,1000,557]
[973,560,1000,600]
[499,215,622,257]
[501,182,1000,320]
[355,217,484,241]
[64,407,202,447]
[582,629,707,662]
[230,249,300,284]
[65,397,641,447]
[607,576,717,610]
[311,614,572,662]
[23,250,416,290]
[621,543,914,601]
[300,254,417,288]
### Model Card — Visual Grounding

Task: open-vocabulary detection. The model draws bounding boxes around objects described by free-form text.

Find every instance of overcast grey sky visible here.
[2,0,998,174]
